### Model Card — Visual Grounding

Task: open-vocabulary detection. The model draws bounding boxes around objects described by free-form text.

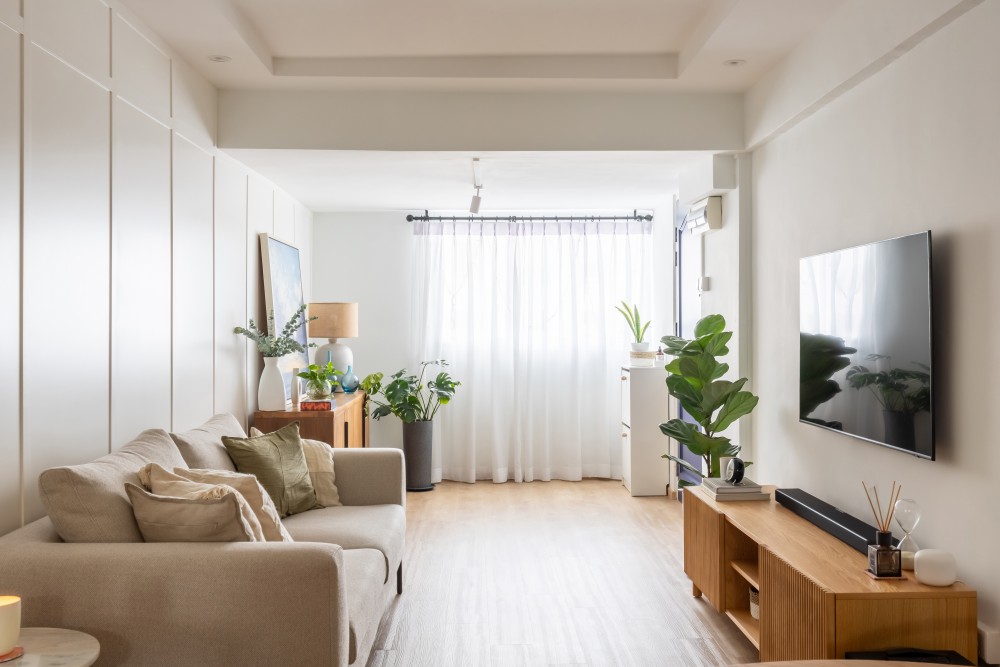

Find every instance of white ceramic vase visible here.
[631,341,651,352]
[258,357,287,411]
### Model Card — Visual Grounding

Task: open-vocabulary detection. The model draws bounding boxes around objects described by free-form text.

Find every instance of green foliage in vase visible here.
[846,354,930,414]
[233,303,315,358]
[297,362,342,397]
[658,314,759,478]
[360,360,460,424]
[615,301,651,343]
[800,332,857,428]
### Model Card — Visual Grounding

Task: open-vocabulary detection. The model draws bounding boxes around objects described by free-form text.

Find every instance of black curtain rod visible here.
[407,210,653,223]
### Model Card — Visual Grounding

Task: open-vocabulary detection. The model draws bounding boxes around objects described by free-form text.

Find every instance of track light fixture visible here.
[470,157,483,214]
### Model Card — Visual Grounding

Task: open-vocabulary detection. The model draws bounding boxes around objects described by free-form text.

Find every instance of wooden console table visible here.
[683,485,977,663]
[254,391,368,448]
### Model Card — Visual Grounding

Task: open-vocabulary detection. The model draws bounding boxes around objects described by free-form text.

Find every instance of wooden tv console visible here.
[683,486,977,663]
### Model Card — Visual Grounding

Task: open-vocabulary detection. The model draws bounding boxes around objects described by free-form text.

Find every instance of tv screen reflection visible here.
[799,232,933,459]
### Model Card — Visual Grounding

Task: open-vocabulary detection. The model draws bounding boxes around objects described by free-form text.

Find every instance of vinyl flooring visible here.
[367,479,759,667]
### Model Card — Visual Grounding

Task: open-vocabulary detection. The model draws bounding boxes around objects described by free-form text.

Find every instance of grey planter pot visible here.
[402,420,434,492]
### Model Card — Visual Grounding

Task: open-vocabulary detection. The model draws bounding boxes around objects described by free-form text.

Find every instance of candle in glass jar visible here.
[0,596,20,655]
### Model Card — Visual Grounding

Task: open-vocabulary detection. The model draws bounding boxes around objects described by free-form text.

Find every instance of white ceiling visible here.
[122,0,842,211]
[224,150,702,212]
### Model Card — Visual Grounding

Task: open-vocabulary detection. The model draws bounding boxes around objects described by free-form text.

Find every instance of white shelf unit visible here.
[620,366,673,496]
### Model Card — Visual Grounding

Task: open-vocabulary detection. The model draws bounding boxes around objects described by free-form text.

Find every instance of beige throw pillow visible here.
[223,422,318,516]
[171,467,293,542]
[251,428,341,507]
[124,483,260,543]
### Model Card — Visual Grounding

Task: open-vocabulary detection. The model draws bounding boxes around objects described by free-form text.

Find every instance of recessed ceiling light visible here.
[207,55,232,63]
[723,59,747,67]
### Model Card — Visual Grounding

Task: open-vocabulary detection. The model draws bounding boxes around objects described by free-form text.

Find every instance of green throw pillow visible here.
[222,421,318,516]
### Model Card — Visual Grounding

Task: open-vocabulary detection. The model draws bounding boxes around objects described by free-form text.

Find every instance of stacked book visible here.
[702,477,770,502]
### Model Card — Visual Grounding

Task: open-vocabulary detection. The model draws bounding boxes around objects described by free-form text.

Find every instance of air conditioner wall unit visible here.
[684,196,722,236]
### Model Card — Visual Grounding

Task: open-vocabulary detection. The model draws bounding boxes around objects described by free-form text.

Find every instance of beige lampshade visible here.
[308,303,359,339]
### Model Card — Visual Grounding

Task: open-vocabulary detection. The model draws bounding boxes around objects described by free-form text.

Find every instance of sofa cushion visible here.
[281,505,405,583]
[38,428,186,543]
[342,548,389,665]
[252,427,341,507]
[125,483,261,543]
[168,467,293,542]
[223,422,318,516]
[171,414,245,471]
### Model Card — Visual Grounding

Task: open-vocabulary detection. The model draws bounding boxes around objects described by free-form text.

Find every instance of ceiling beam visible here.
[273,54,678,80]
[211,0,274,74]
[678,0,739,75]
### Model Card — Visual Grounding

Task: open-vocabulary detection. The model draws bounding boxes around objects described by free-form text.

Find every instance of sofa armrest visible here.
[0,540,349,666]
[333,447,405,508]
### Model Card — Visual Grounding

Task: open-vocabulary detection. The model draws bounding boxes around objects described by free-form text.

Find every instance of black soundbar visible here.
[775,488,898,554]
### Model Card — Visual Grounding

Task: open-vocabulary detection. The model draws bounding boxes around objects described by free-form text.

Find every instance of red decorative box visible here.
[300,400,332,411]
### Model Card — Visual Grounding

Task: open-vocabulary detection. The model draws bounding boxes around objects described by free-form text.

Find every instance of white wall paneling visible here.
[111,98,171,444]
[30,0,110,86]
[245,174,274,413]
[22,45,111,520]
[294,204,313,301]
[214,155,249,428]
[3,0,314,534]
[0,24,21,534]
[171,134,215,432]
[111,13,170,124]
[750,3,999,628]
[273,190,295,244]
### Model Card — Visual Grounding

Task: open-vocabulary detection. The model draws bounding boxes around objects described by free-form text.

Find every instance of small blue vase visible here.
[340,365,360,393]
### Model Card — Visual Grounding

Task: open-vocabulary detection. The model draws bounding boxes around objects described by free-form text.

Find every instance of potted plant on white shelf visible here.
[616,301,652,351]
[360,360,460,492]
[658,314,759,479]
[234,303,314,411]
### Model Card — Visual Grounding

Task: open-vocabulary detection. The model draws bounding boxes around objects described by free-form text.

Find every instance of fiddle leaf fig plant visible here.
[659,314,759,478]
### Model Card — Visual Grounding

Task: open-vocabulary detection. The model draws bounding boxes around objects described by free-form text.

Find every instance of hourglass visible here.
[893,498,922,556]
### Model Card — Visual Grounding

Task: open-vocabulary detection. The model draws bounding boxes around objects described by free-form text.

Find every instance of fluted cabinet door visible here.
[683,489,725,612]
[0,24,20,534]
[759,545,835,661]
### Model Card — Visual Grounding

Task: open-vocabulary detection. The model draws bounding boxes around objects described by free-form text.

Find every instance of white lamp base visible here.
[314,339,354,392]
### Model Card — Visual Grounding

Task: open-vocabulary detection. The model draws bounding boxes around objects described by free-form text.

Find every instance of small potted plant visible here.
[616,301,652,351]
[846,354,930,449]
[361,360,460,492]
[234,303,314,410]
[297,362,342,400]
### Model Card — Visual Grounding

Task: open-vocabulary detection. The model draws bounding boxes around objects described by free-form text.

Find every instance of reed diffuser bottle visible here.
[863,481,903,578]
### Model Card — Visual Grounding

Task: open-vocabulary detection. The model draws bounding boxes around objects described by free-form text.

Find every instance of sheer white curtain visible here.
[410,218,653,483]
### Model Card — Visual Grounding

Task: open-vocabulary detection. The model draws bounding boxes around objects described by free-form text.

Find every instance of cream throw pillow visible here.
[137,464,265,542]
[250,428,341,507]
[170,467,293,542]
[124,482,261,543]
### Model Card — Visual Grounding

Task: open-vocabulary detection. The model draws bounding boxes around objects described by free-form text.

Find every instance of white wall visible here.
[0,0,313,533]
[751,2,999,629]
[312,212,415,447]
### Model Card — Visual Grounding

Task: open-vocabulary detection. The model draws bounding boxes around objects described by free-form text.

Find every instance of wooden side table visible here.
[254,391,368,448]
[13,627,100,666]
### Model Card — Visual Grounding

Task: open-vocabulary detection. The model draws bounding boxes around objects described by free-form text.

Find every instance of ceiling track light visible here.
[470,158,483,214]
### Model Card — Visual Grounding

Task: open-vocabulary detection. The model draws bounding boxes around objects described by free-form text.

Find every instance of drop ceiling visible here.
[121,0,842,210]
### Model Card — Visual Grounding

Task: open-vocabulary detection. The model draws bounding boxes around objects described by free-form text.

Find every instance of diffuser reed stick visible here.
[862,481,902,532]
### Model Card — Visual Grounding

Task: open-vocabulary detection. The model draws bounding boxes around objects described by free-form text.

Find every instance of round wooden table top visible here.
[752,662,953,667]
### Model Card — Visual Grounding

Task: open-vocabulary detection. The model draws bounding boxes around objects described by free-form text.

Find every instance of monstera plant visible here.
[659,314,759,479]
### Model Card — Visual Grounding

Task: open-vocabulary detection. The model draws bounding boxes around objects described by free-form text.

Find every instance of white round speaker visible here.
[913,549,957,586]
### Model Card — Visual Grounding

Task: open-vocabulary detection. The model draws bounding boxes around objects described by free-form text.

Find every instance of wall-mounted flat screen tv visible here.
[799,231,933,459]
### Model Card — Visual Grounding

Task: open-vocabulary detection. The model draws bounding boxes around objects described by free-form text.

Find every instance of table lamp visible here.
[0,595,21,657]
[308,303,359,389]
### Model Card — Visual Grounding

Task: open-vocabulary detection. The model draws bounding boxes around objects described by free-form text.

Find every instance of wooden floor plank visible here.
[367,480,758,666]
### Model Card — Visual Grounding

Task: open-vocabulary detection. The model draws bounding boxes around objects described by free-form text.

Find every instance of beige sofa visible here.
[0,415,405,667]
